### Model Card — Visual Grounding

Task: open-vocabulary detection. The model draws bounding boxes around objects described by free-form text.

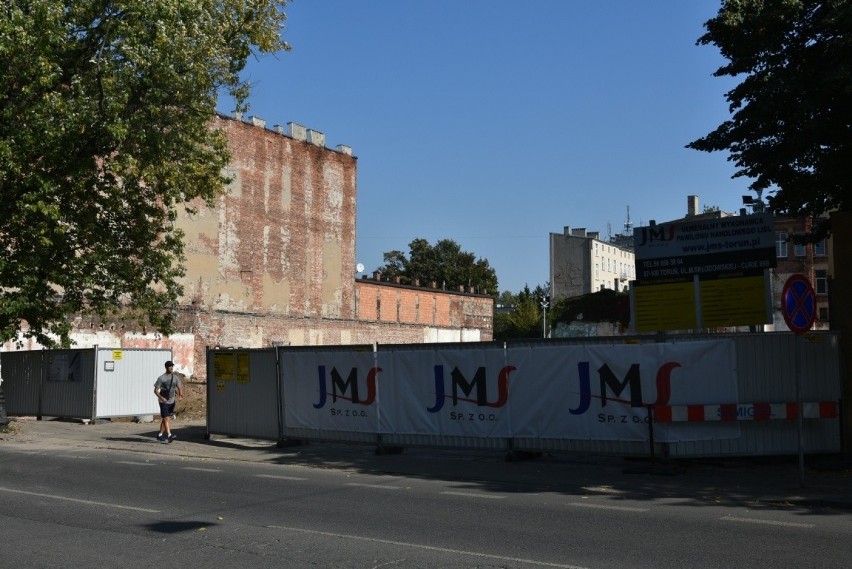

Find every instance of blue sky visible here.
[218,1,749,294]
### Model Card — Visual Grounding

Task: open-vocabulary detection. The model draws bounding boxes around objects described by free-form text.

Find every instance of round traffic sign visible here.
[781,274,816,334]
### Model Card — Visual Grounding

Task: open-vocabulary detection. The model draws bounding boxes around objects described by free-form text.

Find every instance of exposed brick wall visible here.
[178,115,358,320]
[355,279,493,336]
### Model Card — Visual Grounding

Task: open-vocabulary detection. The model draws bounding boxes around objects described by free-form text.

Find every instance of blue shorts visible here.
[159,402,175,418]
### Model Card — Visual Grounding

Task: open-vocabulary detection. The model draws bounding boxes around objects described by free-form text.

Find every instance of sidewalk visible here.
[2,416,850,511]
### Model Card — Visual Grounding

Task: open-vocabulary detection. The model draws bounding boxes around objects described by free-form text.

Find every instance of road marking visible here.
[59,455,91,459]
[254,474,308,481]
[181,467,222,473]
[441,491,505,500]
[721,516,814,529]
[0,487,160,513]
[567,502,648,512]
[116,461,155,466]
[267,524,589,569]
[345,482,404,490]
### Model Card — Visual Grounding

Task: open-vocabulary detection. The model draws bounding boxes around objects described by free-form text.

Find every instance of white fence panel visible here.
[94,348,171,418]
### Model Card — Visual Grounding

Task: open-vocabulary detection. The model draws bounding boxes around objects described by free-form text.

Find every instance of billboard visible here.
[633,213,776,280]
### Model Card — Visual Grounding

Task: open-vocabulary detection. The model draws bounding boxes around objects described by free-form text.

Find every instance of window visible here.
[815,270,828,294]
[595,264,599,278]
[814,240,826,256]
[819,307,829,322]
[776,232,788,258]
[794,242,806,257]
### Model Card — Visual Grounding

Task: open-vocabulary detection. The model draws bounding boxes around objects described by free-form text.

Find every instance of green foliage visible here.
[492,283,549,340]
[688,0,852,227]
[376,238,498,293]
[0,1,289,346]
[494,296,541,339]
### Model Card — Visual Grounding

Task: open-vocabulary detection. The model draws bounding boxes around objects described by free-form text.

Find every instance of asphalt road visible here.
[1,444,850,569]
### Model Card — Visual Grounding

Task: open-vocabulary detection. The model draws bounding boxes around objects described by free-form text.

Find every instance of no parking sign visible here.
[781,274,816,334]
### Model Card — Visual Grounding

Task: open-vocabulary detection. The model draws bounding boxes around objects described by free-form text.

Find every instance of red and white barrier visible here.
[653,401,839,423]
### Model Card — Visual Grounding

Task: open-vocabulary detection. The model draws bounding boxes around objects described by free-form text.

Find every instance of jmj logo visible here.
[569,361,681,415]
[634,224,676,247]
[427,365,516,413]
[313,366,382,409]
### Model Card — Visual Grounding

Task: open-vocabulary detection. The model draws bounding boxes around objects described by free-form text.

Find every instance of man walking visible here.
[154,361,182,443]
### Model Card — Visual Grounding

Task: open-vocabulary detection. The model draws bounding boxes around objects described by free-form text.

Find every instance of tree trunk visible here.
[0,382,8,427]
[829,210,852,455]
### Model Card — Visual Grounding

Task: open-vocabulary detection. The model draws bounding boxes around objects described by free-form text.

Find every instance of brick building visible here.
[3,114,493,378]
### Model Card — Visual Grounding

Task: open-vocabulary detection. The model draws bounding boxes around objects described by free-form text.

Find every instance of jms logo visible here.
[570,361,681,415]
[634,224,676,247]
[313,366,382,409]
[427,365,516,413]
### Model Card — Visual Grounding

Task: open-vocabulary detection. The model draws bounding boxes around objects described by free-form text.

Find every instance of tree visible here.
[376,238,498,293]
[689,0,852,453]
[493,284,550,340]
[687,0,852,226]
[0,0,290,347]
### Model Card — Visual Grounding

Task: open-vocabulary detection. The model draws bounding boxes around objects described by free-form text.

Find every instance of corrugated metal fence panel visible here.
[0,351,43,416]
[40,349,96,419]
[207,349,279,440]
[94,348,171,418]
[668,332,841,457]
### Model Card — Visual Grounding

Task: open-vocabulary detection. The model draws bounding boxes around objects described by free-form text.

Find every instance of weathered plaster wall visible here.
[178,115,358,320]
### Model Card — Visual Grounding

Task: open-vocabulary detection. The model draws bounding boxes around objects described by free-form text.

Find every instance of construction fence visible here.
[207,332,842,458]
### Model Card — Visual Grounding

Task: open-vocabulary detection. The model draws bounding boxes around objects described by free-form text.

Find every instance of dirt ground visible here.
[174,380,207,420]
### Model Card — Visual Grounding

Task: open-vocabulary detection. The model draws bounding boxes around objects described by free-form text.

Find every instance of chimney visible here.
[288,122,307,141]
[687,195,699,216]
[336,144,352,156]
[571,228,587,237]
[249,116,266,128]
[273,124,285,134]
[306,129,325,147]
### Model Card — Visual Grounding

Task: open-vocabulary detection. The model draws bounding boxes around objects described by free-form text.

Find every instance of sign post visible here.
[781,274,816,487]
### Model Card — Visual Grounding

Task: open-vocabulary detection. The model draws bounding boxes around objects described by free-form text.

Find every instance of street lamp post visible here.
[541,299,549,338]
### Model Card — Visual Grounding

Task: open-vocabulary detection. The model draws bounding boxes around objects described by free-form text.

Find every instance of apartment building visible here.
[550,227,635,300]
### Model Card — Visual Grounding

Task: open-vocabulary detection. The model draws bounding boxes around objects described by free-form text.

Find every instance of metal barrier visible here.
[1,348,171,421]
[206,348,279,440]
[206,332,842,457]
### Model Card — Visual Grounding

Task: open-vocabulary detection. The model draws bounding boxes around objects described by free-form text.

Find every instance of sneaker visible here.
[167,433,177,442]
[157,434,168,443]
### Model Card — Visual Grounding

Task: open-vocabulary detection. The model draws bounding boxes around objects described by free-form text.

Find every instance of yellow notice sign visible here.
[112,350,123,360]
[213,352,236,381]
[633,281,697,332]
[236,352,250,383]
[700,275,769,328]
